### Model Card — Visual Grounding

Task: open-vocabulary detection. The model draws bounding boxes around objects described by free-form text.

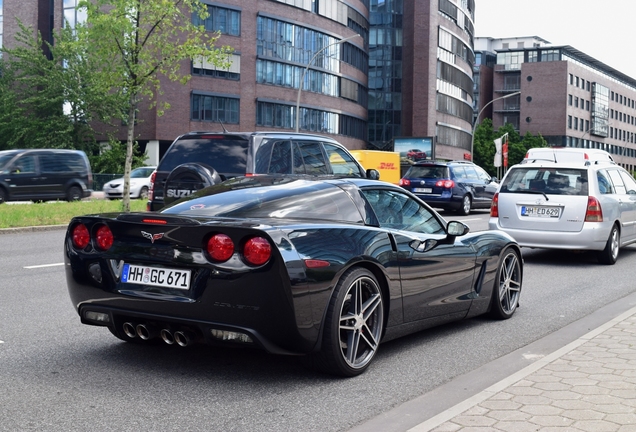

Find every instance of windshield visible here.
[161,178,364,223]
[405,165,448,178]
[159,137,248,174]
[131,167,155,178]
[501,167,589,196]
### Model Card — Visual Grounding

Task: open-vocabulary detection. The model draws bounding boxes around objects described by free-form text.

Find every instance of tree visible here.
[474,120,548,177]
[0,22,106,152]
[89,139,147,174]
[76,0,233,211]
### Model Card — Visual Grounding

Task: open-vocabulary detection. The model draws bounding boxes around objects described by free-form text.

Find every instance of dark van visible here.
[0,149,93,204]
[148,132,379,211]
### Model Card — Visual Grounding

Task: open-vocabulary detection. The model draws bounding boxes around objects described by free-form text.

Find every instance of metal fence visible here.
[93,174,121,191]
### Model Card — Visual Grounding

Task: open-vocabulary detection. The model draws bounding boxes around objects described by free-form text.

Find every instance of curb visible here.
[0,224,68,235]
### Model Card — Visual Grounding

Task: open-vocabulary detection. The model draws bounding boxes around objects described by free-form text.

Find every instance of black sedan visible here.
[65,176,523,377]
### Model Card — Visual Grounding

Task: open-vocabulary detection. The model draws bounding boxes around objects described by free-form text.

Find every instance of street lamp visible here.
[471,91,521,160]
[295,34,360,133]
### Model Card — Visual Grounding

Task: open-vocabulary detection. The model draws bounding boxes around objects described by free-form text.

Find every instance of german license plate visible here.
[413,187,432,193]
[521,206,560,218]
[121,264,191,290]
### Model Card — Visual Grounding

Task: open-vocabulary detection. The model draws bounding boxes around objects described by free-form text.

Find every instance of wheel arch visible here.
[312,260,391,352]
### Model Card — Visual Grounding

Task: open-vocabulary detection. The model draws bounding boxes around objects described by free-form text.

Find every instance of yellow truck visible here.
[349,150,401,184]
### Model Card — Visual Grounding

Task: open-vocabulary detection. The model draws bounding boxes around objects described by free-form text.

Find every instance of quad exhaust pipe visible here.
[121,322,194,347]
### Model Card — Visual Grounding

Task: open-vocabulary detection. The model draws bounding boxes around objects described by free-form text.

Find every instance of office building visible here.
[477,36,636,171]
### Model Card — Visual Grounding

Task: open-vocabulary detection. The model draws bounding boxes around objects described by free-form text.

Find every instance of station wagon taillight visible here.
[436,180,455,188]
[585,196,603,222]
[207,234,234,262]
[490,193,499,217]
[243,237,271,266]
[399,179,410,186]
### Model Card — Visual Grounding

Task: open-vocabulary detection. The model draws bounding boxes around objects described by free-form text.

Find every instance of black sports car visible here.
[65,176,523,377]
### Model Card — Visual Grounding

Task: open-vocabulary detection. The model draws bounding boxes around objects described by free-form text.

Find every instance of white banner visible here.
[493,137,503,167]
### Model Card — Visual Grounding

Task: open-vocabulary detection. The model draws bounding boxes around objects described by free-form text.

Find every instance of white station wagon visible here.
[489,149,636,264]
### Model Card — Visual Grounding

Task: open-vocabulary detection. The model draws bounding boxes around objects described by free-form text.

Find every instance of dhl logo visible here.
[379,162,397,170]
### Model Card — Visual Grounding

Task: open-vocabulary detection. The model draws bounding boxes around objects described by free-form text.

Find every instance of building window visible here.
[568,115,572,129]
[63,0,87,29]
[191,93,239,123]
[568,95,573,106]
[192,53,240,80]
[193,5,240,36]
[574,97,579,108]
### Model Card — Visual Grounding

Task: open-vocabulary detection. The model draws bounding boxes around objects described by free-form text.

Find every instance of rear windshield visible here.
[500,167,589,196]
[158,137,248,174]
[161,178,363,223]
[405,165,449,178]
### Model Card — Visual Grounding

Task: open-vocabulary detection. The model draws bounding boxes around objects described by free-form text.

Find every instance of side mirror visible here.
[367,169,380,180]
[491,177,499,183]
[447,221,470,237]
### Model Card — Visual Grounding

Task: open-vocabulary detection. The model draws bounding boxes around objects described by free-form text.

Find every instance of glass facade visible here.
[0,0,3,51]
[193,5,240,36]
[367,0,403,150]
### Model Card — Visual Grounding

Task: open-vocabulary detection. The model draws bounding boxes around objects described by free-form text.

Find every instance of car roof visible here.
[178,131,345,143]
[411,160,473,167]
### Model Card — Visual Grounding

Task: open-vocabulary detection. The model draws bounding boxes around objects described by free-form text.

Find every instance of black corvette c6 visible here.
[65,176,523,377]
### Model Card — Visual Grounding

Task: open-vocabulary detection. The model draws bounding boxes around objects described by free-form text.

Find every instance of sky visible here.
[474,0,636,78]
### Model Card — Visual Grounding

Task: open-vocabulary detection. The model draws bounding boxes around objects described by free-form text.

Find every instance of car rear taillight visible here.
[399,178,410,186]
[207,234,234,262]
[585,196,603,222]
[490,193,499,217]
[435,180,455,188]
[243,237,271,266]
[96,225,113,250]
[72,224,90,249]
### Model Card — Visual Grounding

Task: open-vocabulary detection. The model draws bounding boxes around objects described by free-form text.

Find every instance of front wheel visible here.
[0,188,7,204]
[490,247,522,320]
[598,225,620,265]
[139,186,149,200]
[312,268,384,377]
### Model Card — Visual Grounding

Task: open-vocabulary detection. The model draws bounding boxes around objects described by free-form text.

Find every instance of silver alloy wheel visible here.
[498,250,521,315]
[609,227,620,261]
[461,195,471,215]
[338,276,384,370]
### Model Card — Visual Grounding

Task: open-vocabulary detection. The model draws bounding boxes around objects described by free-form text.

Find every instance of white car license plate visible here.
[521,206,560,218]
[413,187,432,193]
[121,264,191,290]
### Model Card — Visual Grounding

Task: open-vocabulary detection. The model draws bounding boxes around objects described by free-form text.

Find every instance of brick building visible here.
[477,36,636,172]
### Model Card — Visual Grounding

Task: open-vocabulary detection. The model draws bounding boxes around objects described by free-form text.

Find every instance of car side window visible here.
[597,171,614,194]
[256,140,292,174]
[322,143,363,177]
[474,166,491,182]
[619,170,636,194]
[294,141,329,175]
[12,155,36,174]
[361,189,444,234]
[452,166,466,180]
[607,169,627,194]
[463,166,480,181]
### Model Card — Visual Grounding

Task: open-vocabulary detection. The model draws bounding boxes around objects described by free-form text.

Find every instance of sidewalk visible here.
[419,308,636,431]
[353,304,636,432]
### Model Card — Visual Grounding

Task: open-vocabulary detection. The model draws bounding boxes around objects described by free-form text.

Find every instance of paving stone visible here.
[479,399,522,410]
[527,415,574,427]
[485,409,532,421]
[560,409,606,420]
[572,419,622,432]
[520,404,564,416]
[605,414,636,425]
[450,414,497,427]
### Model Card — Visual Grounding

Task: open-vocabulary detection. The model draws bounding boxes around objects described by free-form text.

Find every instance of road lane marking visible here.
[23,263,64,269]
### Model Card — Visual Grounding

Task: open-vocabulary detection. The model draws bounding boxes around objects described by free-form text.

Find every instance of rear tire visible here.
[0,187,7,204]
[598,225,620,265]
[457,195,471,215]
[66,185,82,202]
[489,247,522,320]
[309,268,384,377]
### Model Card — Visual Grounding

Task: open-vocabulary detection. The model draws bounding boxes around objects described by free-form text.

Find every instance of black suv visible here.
[148,131,379,211]
[399,160,498,215]
[0,149,93,204]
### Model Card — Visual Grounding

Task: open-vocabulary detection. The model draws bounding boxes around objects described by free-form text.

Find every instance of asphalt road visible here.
[2,215,636,431]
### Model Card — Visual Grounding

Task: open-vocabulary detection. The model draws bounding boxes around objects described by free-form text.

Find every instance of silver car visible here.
[489,155,636,264]
[103,166,156,200]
